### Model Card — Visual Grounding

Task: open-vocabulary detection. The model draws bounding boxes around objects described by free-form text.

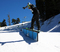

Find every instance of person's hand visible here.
[23,7,25,9]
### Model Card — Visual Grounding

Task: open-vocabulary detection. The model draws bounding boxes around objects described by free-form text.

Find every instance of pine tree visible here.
[36,0,60,21]
[36,0,45,22]
[0,22,2,27]
[16,18,20,24]
[12,18,20,25]
[1,19,7,27]
[12,19,16,24]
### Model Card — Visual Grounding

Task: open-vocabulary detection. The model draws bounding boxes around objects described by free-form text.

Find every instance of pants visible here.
[31,14,40,30]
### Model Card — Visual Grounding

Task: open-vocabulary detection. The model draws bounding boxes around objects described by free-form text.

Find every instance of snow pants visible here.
[31,14,40,30]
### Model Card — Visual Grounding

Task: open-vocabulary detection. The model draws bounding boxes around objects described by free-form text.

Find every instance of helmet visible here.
[27,2,35,8]
[27,2,32,8]
[28,2,32,5]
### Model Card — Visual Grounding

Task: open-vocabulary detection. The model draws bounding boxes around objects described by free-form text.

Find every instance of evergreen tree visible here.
[12,18,20,25]
[0,22,2,27]
[36,0,60,21]
[16,18,20,24]
[12,19,16,24]
[1,19,7,27]
[36,0,45,22]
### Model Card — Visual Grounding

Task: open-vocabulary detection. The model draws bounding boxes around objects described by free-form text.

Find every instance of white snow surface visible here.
[0,14,60,52]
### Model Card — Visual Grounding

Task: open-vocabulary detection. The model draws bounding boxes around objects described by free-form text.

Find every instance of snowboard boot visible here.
[37,28,40,33]
[30,27,34,30]
[38,30,40,33]
[26,27,29,29]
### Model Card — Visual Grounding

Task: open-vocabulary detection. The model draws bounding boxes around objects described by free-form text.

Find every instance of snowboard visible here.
[26,27,40,33]
[22,28,39,41]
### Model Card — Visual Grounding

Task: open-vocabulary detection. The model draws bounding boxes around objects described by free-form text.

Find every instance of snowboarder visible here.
[23,2,40,31]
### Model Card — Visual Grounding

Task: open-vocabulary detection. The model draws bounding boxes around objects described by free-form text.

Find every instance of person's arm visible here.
[23,6,28,9]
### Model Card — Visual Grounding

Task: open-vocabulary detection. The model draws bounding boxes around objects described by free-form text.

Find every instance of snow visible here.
[0,14,60,52]
[41,14,60,32]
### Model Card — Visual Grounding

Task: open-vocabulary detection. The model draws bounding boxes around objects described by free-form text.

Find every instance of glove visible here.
[32,12,34,14]
[23,7,25,9]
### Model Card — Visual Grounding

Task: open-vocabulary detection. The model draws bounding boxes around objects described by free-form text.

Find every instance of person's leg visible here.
[36,19,40,30]
[30,15,35,29]
[35,14,40,30]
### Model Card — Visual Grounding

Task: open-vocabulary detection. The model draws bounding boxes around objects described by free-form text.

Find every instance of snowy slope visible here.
[0,14,60,52]
[41,14,60,32]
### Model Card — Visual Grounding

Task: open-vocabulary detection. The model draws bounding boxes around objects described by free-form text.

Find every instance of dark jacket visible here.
[31,5,40,15]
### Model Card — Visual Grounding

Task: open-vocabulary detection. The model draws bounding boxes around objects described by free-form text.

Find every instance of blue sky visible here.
[0,0,36,26]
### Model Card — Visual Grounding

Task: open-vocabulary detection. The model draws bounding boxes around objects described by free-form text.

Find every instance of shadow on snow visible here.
[0,40,24,46]
[0,26,37,45]
[19,31,37,44]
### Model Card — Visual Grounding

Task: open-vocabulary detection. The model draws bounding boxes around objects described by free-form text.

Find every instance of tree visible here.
[0,22,2,27]
[1,19,7,27]
[12,19,16,24]
[8,13,11,25]
[12,18,20,25]
[36,0,45,22]
[16,18,20,24]
[36,0,60,21]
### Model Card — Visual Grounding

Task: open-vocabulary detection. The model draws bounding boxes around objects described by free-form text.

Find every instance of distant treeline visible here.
[36,0,60,22]
[0,18,20,27]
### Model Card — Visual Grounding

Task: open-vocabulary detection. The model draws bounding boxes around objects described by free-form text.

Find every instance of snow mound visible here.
[41,14,60,32]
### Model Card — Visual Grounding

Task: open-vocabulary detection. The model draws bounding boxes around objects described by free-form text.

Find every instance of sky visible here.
[0,0,36,26]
